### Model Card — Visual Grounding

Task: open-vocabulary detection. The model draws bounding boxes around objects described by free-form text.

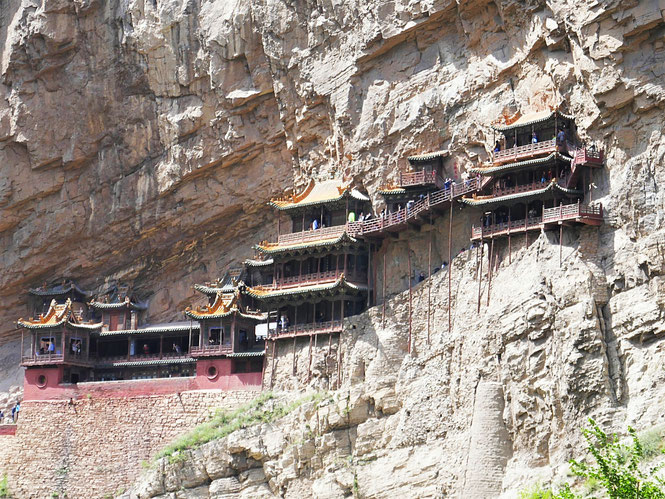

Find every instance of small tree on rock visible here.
[555,418,665,499]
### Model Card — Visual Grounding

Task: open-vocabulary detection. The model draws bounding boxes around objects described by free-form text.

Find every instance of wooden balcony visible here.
[268,320,343,340]
[572,147,604,167]
[471,203,603,240]
[399,170,444,189]
[21,352,65,366]
[190,344,233,358]
[492,139,559,164]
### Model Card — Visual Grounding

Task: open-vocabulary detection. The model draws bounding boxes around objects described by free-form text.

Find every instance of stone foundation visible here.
[0,388,259,498]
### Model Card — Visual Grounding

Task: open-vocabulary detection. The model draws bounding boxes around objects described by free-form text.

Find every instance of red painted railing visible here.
[268,320,343,339]
[21,353,65,366]
[267,177,480,245]
[265,269,367,290]
[399,170,444,188]
[471,202,602,239]
[190,344,233,357]
[572,147,604,167]
[493,139,558,164]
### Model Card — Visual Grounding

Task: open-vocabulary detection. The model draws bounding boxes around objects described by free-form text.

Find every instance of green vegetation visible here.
[553,419,665,498]
[154,391,327,463]
[0,474,10,498]
[518,482,554,499]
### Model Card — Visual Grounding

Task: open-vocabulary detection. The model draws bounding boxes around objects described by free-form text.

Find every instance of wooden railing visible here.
[493,138,558,164]
[268,269,367,290]
[268,177,480,245]
[94,353,194,364]
[21,353,65,365]
[543,202,603,223]
[268,320,343,339]
[471,203,603,239]
[572,147,604,167]
[471,217,543,239]
[399,170,444,188]
[491,180,553,197]
[190,344,233,357]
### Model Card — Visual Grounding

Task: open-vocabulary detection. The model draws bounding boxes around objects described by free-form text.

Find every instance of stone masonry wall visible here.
[0,389,259,498]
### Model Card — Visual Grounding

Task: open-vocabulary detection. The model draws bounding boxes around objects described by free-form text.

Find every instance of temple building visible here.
[378,150,448,213]
[184,277,265,385]
[245,179,372,343]
[27,280,92,319]
[463,109,604,241]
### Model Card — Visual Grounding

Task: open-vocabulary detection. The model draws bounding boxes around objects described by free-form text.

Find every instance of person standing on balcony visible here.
[48,341,55,355]
[557,129,565,145]
[532,132,538,143]
[494,141,501,152]
[312,218,320,230]
[348,211,356,222]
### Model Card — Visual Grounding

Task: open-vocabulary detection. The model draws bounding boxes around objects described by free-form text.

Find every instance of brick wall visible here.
[0,388,259,498]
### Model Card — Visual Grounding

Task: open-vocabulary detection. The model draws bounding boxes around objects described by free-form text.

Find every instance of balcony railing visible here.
[21,353,65,366]
[572,147,604,167]
[268,320,343,339]
[270,269,367,290]
[190,344,233,357]
[493,138,559,164]
[269,177,480,244]
[471,203,603,239]
[399,170,444,188]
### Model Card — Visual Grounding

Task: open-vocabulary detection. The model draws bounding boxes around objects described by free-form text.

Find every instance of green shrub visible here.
[0,474,10,498]
[554,419,665,499]
[638,427,665,461]
[154,391,325,462]
[518,482,554,499]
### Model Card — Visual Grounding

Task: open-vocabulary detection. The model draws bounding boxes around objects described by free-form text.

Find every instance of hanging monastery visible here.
[16,108,605,401]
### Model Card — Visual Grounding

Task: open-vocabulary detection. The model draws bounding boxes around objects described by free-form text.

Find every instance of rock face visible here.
[1,0,665,497]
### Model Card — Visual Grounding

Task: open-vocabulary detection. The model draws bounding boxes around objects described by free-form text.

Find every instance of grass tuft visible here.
[154,391,325,463]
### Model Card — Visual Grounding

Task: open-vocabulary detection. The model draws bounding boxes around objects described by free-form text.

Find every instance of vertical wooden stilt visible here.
[307,334,313,382]
[292,305,298,375]
[337,341,343,389]
[270,340,277,389]
[367,244,371,308]
[427,214,432,344]
[382,251,386,328]
[261,338,268,391]
[508,206,512,264]
[559,223,563,266]
[477,240,484,313]
[487,237,495,307]
[292,336,297,376]
[408,250,412,354]
[448,200,453,334]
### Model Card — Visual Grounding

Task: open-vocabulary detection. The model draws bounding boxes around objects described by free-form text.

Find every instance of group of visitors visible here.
[70,339,82,356]
[493,127,567,152]
[38,339,56,355]
[0,403,20,423]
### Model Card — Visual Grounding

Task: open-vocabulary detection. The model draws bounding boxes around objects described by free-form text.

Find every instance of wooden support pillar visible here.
[270,340,277,389]
[408,250,412,354]
[448,200,453,334]
[127,336,131,361]
[559,223,563,266]
[382,250,386,328]
[292,335,297,376]
[427,213,432,345]
[31,332,35,360]
[188,319,193,352]
[477,240,484,313]
[159,334,163,359]
[487,236,495,307]
[367,245,371,308]
[21,330,24,361]
[337,337,342,389]
[508,206,512,264]
[261,338,268,391]
[307,334,313,382]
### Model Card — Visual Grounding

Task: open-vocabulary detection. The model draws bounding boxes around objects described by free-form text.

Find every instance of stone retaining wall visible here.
[0,389,258,498]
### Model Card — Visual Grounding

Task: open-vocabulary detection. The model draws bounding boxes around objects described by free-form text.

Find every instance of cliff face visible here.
[1,0,663,327]
[2,0,665,496]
